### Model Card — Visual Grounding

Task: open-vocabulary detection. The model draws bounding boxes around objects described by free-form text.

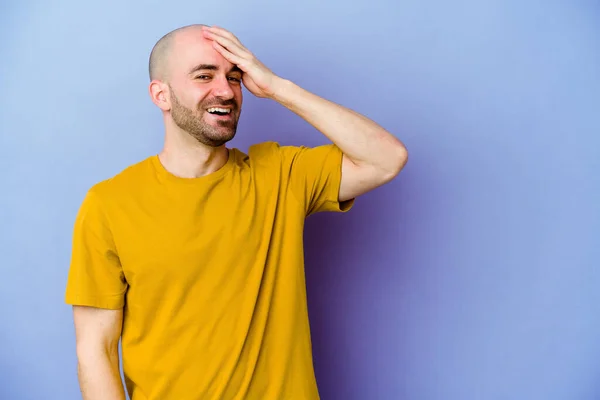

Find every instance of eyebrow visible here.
[189,64,242,75]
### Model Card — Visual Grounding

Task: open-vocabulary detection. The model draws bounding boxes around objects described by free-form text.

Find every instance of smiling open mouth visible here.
[207,107,232,116]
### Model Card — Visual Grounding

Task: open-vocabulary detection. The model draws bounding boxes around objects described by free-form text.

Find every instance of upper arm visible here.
[278,143,354,216]
[73,306,123,356]
[65,188,127,355]
[338,155,380,202]
[338,149,408,202]
[65,188,128,309]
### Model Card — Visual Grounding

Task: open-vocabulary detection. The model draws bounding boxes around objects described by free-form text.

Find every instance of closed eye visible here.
[194,75,241,83]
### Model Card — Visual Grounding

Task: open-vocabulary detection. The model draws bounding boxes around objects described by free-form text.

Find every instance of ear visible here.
[149,80,171,111]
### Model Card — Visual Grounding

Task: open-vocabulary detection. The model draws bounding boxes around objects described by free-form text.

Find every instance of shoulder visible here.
[245,141,286,160]
[238,141,338,166]
[232,141,287,168]
[85,156,154,203]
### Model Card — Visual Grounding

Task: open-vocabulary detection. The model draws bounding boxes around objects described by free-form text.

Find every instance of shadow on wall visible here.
[303,168,418,399]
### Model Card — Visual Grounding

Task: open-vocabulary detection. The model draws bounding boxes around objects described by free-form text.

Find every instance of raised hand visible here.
[201,26,281,99]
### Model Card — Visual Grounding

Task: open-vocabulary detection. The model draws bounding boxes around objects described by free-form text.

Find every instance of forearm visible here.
[271,78,407,174]
[77,349,126,400]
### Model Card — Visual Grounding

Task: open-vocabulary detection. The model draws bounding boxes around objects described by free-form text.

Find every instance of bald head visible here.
[148,24,207,82]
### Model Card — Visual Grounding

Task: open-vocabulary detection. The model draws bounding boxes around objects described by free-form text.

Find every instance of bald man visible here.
[65,24,408,400]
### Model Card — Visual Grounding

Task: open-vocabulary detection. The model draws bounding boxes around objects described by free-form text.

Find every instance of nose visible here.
[211,75,235,99]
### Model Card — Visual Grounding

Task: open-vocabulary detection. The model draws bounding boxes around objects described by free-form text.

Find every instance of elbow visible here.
[382,143,408,182]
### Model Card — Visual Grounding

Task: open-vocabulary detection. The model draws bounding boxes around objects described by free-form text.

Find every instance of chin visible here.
[191,131,236,147]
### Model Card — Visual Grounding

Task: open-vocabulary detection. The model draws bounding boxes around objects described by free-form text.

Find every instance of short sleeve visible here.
[64,188,127,309]
[280,143,355,216]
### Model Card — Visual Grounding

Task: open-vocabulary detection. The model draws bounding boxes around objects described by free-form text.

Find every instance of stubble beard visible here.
[169,88,239,148]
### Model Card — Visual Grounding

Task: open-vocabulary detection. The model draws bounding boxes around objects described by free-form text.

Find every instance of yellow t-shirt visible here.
[65,141,353,400]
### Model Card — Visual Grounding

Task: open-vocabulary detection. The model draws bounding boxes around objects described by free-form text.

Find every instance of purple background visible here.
[1,0,599,399]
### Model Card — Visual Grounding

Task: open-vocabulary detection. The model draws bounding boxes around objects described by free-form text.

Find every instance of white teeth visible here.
[207,107,231,114]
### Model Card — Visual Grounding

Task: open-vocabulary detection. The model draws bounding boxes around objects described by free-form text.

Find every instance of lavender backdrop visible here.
[1,0,599,399]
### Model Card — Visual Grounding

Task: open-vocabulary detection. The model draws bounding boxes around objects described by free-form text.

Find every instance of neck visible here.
[158,125,229,179]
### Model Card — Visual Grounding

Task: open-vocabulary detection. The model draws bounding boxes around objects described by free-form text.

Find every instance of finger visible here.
[211,41,246,68]
[202,25,244,50]
[206,25,244,48]
[203,30,250,60]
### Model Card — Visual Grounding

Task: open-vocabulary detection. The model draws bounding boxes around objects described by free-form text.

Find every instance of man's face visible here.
[166,30,243,147]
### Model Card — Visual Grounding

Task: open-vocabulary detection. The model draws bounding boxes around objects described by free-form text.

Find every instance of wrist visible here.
[268,77,295,104]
